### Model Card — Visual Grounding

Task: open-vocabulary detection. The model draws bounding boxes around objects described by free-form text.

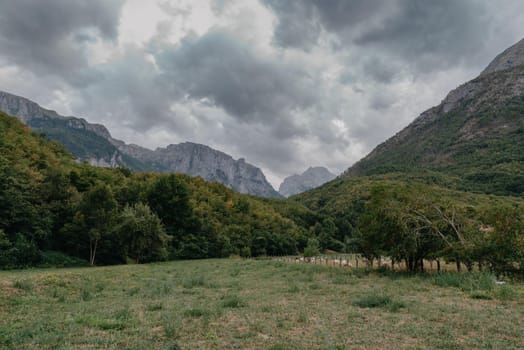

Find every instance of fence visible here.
[272,254,473,272]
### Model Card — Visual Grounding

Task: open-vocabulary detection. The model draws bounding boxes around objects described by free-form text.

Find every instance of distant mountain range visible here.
[279,166,336,197]
[0,91,281,198]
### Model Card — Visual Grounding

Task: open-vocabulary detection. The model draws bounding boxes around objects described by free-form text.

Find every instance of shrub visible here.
[39,251,88,267]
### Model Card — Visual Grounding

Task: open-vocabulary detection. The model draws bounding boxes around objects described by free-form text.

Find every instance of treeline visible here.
[293,178,524,276]
[356,184,524,275]
[2,111,523,276]
[0,112,320,268]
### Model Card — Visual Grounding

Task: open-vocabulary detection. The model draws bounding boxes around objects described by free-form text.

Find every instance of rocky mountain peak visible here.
[279,166,336,197]
[481,38,524,76]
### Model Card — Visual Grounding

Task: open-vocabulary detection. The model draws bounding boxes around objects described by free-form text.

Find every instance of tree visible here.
[303,237,320,258]
[480,205,524,275]
[356,185,392,266]
[114,203,171,263]
[78,184,117,266]
[147,175,193,236]
[315,218,343,251]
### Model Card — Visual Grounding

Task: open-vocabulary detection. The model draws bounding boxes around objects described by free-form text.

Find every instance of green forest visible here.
[1,111,523,276]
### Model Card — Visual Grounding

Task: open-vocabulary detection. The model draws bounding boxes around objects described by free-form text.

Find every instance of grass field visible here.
[1,259,523,350]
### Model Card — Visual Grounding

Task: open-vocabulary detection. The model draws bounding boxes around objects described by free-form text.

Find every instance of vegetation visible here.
[294,176,524,275]
[345,94,524,197]
[1,259,523,349]
[0,112,310,268]
[1,110,523,278]
[28,116,147,171]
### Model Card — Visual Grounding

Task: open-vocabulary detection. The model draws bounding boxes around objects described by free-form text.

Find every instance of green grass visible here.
[352,292,406,312]
[0,259,523,349]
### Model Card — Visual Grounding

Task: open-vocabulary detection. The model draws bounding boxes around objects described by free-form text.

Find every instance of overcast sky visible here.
[1,0,524,187]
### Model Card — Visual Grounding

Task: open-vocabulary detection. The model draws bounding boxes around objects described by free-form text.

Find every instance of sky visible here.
[1,0,524,188]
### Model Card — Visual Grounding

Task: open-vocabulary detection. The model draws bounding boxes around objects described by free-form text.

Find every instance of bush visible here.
[240,246,251,258]
[39,251,88,268]
[303,238,320,258]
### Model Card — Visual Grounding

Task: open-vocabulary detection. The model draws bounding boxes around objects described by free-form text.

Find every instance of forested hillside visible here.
[2,109,523,276]
[343,61,524,197]
[293,174,524,274]
[0,112,315,268]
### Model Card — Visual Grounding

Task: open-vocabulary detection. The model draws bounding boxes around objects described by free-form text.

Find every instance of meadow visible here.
[1,259,523,350]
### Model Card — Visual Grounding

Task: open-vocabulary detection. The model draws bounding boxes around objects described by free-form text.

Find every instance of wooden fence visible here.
[272,255,472,272]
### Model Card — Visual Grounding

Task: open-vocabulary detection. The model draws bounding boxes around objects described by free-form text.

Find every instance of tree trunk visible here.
[89,239,98,266]
[456,260,462,272]
[437,259,441,272]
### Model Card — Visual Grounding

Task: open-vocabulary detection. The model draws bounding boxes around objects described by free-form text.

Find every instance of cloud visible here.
[0,0,124,81]
[263,0,492,72]
[1,0,524,188]
[156,29,317,124]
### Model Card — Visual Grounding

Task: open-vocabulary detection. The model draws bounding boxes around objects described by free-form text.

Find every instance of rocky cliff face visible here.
[342,38,524,197]
[279,166,336,197]
[129,142,281,197]
[0,90,280,197]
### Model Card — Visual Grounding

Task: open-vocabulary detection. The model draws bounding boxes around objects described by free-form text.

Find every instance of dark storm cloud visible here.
[362,57,399,83]
[262,0,385,49]
[264,0,490,71]
[262,0,321,49]
[354,1,490,70]
[0,0,124,80]
[155,30,317,125]
[76,47,181,133]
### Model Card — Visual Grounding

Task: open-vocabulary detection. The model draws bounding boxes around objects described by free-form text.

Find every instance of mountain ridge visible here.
[0,90,281,198]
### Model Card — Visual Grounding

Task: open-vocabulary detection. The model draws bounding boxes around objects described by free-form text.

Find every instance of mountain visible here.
[0,91,280,198]
[116,141,281,198]
[0,110,304,267]
[343,38,524,197]
[279,166,336,197]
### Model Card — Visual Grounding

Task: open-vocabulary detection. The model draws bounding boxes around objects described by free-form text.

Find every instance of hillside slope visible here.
[343,38,524,197]
[0,111,307,267]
